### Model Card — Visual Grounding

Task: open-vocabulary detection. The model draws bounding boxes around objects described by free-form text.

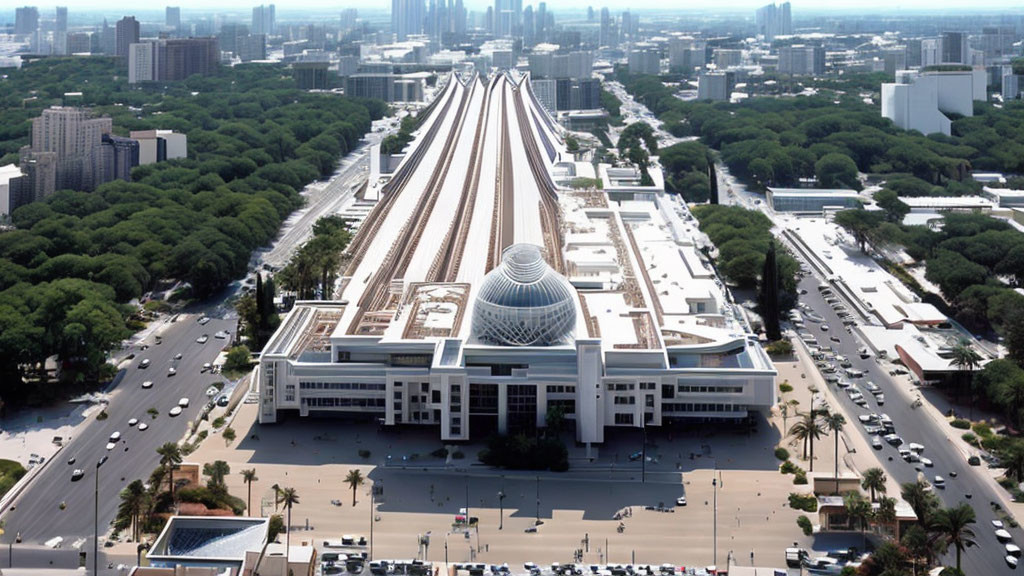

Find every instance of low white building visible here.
[130,130,187,165]
[0,164,24,217]
[881,68,986,136]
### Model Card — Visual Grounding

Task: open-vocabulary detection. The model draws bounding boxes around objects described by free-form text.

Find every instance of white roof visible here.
[0,164,22,186]
[898,195,994,209]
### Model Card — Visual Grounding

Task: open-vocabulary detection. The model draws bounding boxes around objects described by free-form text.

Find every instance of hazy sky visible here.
[11,0,1024,12]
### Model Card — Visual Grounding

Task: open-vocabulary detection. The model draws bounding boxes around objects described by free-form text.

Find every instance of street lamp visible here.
[497,490,506,531]
[369,487,374,561]
[535,476,540,525]
[94,455,108,576]
[712,475,717,568]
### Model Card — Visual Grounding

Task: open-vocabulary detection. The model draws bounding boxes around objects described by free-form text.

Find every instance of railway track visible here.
[347,74,479,332]
[344,75,465,276]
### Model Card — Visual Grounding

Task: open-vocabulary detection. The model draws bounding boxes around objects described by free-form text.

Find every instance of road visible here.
[0,316,235,552]
[792,268,1019,574]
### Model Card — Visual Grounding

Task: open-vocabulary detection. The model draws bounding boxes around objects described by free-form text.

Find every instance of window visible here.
[662,384,674,399]
[451,426,461,435]
[421,382,430,392]
[614,413,634,425]
[285,384,295,402]
[677,384,744,394]
[613,396,636,405]
[336,351,351,362]
[432,390,441,403]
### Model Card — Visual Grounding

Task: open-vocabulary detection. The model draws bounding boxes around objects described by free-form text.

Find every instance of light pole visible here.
[712,467,719,569]
[94,455,108,576]
[535,476,540,525]
[641,418,647,484]
[369,487,374,561]
[498,489,506,531]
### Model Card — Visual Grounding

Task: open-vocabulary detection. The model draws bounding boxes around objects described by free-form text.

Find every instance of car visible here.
[821,324,830,331]
[908,443,925,453]
[109,431,121,443]
[675,496,687,506]
[217,395,229,407]
[949,470,958,478]
[206,386,219,397]
[139,358,150,369]
[141,380,153,389]
[138,422,149,431]
[202,362,213,372]
[1006,555,1018,569]
[214,330,229,339]
[196,334,209,344]
[67,456,76,465]
[864,425,884,435]
[871,437,883,450]
[997,529,1014,542]
[128,418,138,427]
[830,336,841,343]
[933,476,945,488]
[174,353,183,360]
[167,367,177,376]
[1008,544,1022,558]
[71,469,84,482]
[884,434,903,446]
[969,455,982,466]
[628,451,643,461]
[920,457,933,467]
[198,316,210,325]
[864,381,881,393]
[995,520,1006,529]
[106,442,116,451]
[178,397,190,408]
[858,414,878,423]
[169,406,183,417]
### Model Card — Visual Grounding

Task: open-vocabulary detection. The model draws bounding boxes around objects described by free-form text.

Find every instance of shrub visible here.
[147,407,158,418]
[961,432,977,445]
[268,515,285,542]
[431,448,449,458]
[223,345,252,372]
[779,383,794,393]
[222,427,236,444]
[479,434,569,472]
[197,430,208,441]
[766,340,794,356]
[793,471,808,485]
[972,422,993,437]
[358,449,371,459]
[788,492,817,512]
[96,410,108,421]
[797,515,813,535]
[951,419,971,429]
[212,416,226,429]
[780,460,801,475]
[775,447,790,461]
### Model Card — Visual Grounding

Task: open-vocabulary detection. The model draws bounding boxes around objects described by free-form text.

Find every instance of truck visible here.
[786,547,809,568]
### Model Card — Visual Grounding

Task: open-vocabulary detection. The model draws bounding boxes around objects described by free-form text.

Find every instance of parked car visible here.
[196,334,209,344]
[178,397,190,408]
[871,437,883,450]
[139,359,150,369]
[71,469,84,482]
[169,406,182,417]
[141,380,153,389]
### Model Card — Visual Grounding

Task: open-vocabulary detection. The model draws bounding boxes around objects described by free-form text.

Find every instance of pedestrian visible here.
[750,550,754,564]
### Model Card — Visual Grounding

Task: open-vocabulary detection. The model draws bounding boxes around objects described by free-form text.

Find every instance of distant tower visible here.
[391,0,424,41]
[55,6,67,32]
[115,16,140,60]
[14,6,40,36]
[166,6,181,30]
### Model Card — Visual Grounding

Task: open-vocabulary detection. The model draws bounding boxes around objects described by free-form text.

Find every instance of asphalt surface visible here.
[1,315,235,550]
[794,269,1020,574]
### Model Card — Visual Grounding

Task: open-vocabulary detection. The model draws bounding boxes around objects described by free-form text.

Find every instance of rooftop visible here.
[147,516,269,566]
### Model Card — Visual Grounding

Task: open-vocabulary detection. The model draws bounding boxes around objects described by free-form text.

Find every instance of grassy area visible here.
[0,459,28,500]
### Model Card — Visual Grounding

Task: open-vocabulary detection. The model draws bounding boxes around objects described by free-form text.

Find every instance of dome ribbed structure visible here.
[472,244,576,346]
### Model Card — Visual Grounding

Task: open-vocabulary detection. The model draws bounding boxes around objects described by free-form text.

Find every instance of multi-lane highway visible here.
[1,316,235,552]
[792,265,1019,575]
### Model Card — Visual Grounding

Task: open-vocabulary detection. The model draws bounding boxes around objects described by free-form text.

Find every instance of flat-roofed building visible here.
[697,71,735,101]
[767,187,863,213]
[257,73,776,445]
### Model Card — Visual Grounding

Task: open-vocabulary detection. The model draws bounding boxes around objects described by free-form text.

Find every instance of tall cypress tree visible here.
[760,242,781,341]
[708,158,719,205]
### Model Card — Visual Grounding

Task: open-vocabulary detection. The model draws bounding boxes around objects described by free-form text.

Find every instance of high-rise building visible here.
[494,0,520,37]
[669,39,705,74]
[14,7,40,36]
[777,45,825,76]
[340,8,358,31]
[294,62,330,90]
[115,16,140,61]
[238,34,266,62]
[97,134,140,184]
[55,6,67,32]
[66,32,91,55]
[535,2,547,43]
[522,5,534,46]
[23,107,112,193]
[1003,73,1022,101]
[697,71,735,101]
[130,130,187,164]
[981,26,1015,62]
[218,23,249,54]
[100,19,116,55]
[755,2,791,42]
[921,37,941,67]
[129,42,155,83]
[346,74,396,101]
[628,48,660,75]
[252,4,276,36]
[599,7,611,48]
[166,7,181,30]
[391,0,424,41]
[156,37,219,81]
[941,31,968,65]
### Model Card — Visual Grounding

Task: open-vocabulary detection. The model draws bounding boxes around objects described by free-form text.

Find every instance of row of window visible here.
[677,385,744,394]
[546,385,576,394]
[299,382,386,391]
[303,397,386,408]
[662,403,747,413]
[614,396,636,405]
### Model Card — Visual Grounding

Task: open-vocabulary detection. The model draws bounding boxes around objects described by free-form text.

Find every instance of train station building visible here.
[257,73,776,445]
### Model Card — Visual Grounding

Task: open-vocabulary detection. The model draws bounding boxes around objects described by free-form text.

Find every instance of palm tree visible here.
[999,376,1024,429]
[156,442,183,500]
[345,469,365,507]
[788,412,824,471]
[875,496,898,533]
[901,481,939,527]
[861,467,887,502]
[929,503,977,573]
[117,480,147,542]
[242,469,258,516]
[823,412,846,494]
[843,491,872,551]
[272,483,281,512]
[203,460,231,489]
[278,487,300,551]
[950,340,982,417]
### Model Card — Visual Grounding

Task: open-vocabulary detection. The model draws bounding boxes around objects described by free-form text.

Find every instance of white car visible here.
[169,406,183,417]
[876,394,885,405]
[71,469,84,482]
[139,358,150,369]
[919,457,933,467]
[167,367,177,376]
[858,414,878,423]
[138,422,149,431]
[109,431,121,443]
[676,496,687,506]
[105,442,116,451]
[205,386,219,397]
[871,436,883,450]
[214,330,229,340]
[196,334,209,344]
[933,476,945,489]
[1007,544,1021,557]
[128,418,138,427]
[908,443,925,453]
[821,324,830,331]
[198,316,210,325]
[141,380,153,389]
[997,529,1014,542]
[178,397,190,408]
[174,353,183,360]
[995,520,1006,529]
[1006,555,1018,569]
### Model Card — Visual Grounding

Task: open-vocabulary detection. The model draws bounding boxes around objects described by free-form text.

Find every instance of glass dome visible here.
[472,244,577,346]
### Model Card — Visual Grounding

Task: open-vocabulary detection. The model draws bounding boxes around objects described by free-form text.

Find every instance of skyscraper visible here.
[599,7,611,48]
[24,107,112,193]
[941,31,968,65]
[252,4,276,36]
[755,2,792,42]
[391,0,424,41]
[115,16,140,61]
[55,6,67,32]
[166,7,181,30]
[14,6,40,36]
